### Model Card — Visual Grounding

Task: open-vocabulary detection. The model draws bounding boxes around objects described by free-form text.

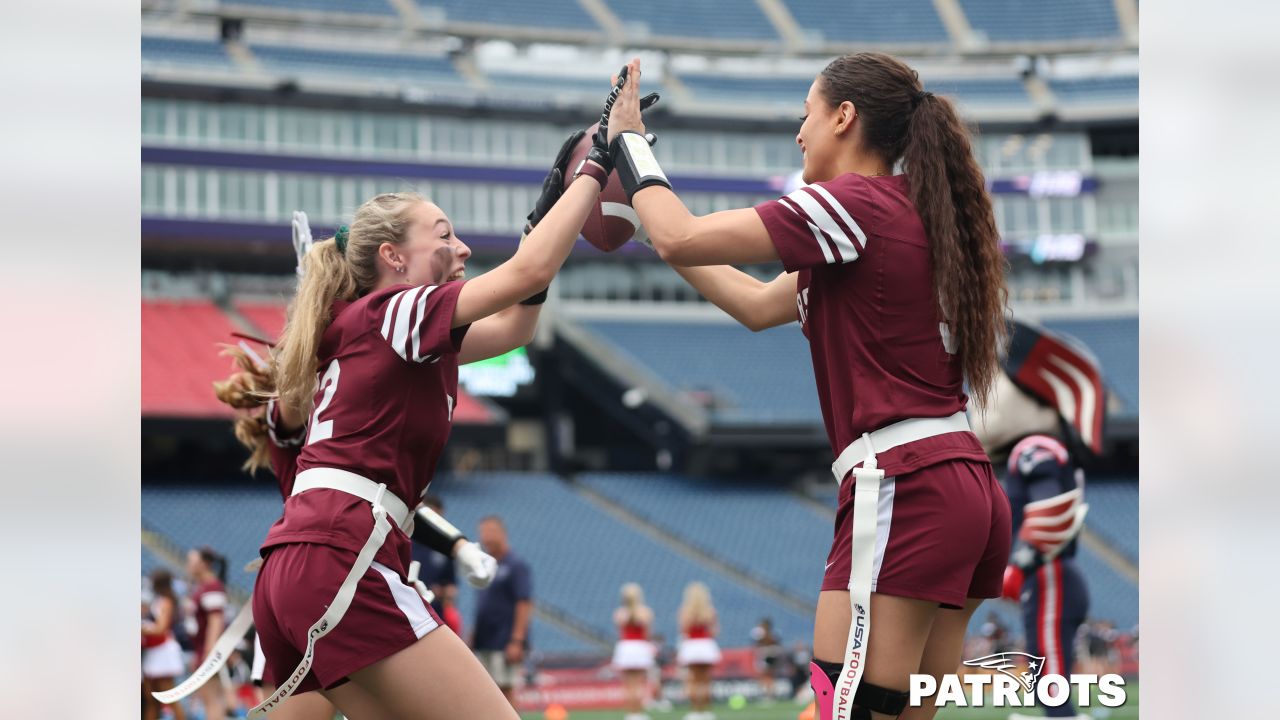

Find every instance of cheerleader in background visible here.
[612,583,658,720]
[142,569,187,720]
[676,582,721,720]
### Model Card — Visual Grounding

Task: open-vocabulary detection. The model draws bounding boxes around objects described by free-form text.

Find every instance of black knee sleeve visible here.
[812,659,909,718]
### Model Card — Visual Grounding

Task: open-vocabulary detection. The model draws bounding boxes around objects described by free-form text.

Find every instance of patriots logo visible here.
[962,652,1046,692]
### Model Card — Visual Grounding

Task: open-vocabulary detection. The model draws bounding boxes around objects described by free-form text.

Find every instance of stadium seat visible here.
[578,318,820,426]
[1082,479,1138,565]
[223,0,397,16]
[579,473,830,598]
[604,0,779,41]
[142,299,244,418]
[418,0,599,31]
[784,0,949,44]
[958,0,1122,42]
[249,44,465,86]
[428,472,816,649]
[1048,76,1139,105]
[142,36,234,70]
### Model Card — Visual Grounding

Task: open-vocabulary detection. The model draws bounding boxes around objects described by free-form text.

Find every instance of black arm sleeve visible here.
[409,508,466,556]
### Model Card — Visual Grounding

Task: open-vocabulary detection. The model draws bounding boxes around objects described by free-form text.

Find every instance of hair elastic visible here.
[335,225,350,254]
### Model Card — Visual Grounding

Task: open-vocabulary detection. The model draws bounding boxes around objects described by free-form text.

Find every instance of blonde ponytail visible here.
[274,239,358,416]
[273,192,429,416]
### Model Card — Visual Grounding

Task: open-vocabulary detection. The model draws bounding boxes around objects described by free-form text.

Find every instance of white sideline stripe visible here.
[371,561,438,637]
[869,475,896,591]
[787,188,858,262]
[390,286,425,360]
[808,183,867,249]
[410,286,439,363]
[778,198,835,264]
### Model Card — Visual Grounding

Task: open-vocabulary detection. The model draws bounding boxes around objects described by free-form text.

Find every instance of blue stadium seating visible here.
[485,73,664,101]
[1082,480,1138,564]
[1074,545,1137,629]
[679,74,812,105]
[785,0,950,43]
[142,36,234,69]
[1048,76,1139,105]
[250,44,464,85]
[579,473,831,597]
[580,319,820,426]
[1041,317,1139,414]
[224,0,396,15]
[142,545,173,578]
[681,74,1028,108]
[142,484,288,596]
[925,78,1030,105]
[605,0,779,41]
[428,473,815,649]
[958,0,1121,42]
[418,0,599,30]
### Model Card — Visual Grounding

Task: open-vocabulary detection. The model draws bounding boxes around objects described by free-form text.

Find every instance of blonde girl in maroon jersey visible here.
[604,54,1009,720]
[243,72,629,720]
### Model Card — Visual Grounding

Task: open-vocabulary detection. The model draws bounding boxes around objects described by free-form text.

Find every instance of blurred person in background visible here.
[186,547,230,720]
[142,569,187,720]
[612,582,657,720]
[750,618,782,703]
[788,642,813,703]
[472,515,534,710]
[607,53,1011,720]
[675,582,720,720]
[973,320,1102,719]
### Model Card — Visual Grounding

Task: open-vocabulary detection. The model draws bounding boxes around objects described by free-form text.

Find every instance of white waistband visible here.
[291,467,413,529]
[831,411,973,484]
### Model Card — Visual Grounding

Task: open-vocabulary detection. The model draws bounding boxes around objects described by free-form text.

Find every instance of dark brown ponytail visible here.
[818,53,1008,407]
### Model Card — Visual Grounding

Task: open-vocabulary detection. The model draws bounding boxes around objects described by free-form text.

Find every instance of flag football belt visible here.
[247,468,413,719]
[827,411,972,720]
[153,469,415,711]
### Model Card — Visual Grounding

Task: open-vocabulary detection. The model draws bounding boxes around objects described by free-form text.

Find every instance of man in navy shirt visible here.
[471,515,533,708]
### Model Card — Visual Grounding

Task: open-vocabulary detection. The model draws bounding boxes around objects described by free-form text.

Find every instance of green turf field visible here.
[520,684,1139,720]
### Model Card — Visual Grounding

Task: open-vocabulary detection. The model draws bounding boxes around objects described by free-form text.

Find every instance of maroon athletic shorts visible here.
[253,542,443,692]
[821,458,1012,608]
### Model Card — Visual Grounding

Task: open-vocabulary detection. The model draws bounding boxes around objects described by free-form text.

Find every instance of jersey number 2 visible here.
[307,359,341,445]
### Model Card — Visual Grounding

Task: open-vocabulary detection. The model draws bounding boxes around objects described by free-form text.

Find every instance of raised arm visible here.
[672,267,797,331]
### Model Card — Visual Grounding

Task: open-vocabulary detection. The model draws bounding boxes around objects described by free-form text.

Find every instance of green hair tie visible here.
[335,225,350,254]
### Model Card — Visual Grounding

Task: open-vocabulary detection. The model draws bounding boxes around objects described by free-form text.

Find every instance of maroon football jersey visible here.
[262,281,469,573]
[754,173,988,477]
[190,578,227,657]
[265,398,304,498]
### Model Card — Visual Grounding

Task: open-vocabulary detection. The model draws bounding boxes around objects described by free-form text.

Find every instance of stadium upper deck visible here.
[142,0,1137,124]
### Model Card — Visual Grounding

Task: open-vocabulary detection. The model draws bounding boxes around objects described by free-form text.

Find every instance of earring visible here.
[397,265,406,274]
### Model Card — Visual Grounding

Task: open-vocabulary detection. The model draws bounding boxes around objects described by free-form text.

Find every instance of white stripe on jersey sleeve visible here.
[389,286,425,360]
[200,591,228,611]
[381,289,409,344]
[778,198,836,264]
[786,188,858,262]
[808,183,868,249]
[409,286,439,363]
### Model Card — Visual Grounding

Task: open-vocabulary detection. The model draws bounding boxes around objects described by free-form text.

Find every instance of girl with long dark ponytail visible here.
[606,54,1012,719]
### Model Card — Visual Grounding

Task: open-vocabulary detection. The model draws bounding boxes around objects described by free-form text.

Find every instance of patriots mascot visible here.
[973,320,1106,719]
